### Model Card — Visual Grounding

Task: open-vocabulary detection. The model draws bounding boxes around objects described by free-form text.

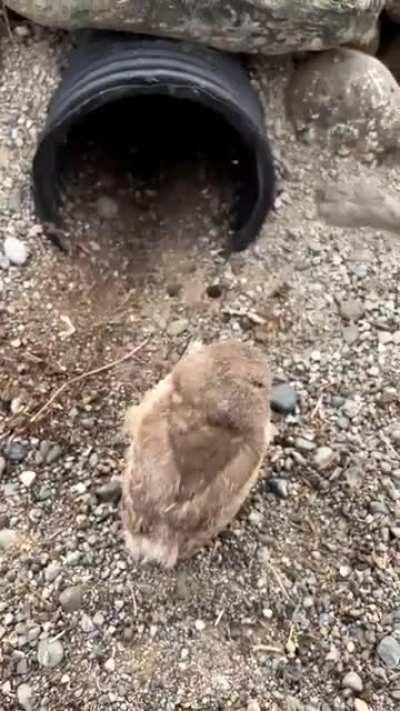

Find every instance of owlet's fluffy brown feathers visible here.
[121,340,272,567]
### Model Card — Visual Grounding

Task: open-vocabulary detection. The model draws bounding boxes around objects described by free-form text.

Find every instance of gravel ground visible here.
[1,18,400,711]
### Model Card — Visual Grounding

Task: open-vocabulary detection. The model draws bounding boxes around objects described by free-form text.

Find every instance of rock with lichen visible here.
[5,0,385,56]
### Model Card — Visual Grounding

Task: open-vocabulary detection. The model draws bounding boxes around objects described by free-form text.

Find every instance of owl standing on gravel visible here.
[121,339,272,567]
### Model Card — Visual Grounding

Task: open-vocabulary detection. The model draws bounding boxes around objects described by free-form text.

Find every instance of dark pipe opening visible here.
[62,94,257,233]
[32,33,275,252]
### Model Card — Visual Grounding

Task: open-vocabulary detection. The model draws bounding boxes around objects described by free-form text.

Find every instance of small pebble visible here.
[268,477,289,499]
[59,586,84,613]
[167,318,189,337]
[342,671,363,693]
[17,683,33,711]
[343,399,360,419]
[37,639,64,668]
[81,614,94,633]
[353,700,370,711]
[343,325,359,344]
[3,237,29,266]
[14,24,31,38]
[247,701,261,711]
[0,529,21,552]
[295,437,316,452]
[270,384,298,414]
[6,442,28,464]
[313,447,336,471]
[339,299,364,322]
[19,470,36,488]
[377,635,400,668]
[95,479,122,504]
[45,444,63,464]
[104,657,116,672]
[378,331,392,345]
[66,551,81,566]
[16,656,29,675]
[96,195,118,219]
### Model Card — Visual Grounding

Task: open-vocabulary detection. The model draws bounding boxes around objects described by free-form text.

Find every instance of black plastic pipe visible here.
[32,32,276,252]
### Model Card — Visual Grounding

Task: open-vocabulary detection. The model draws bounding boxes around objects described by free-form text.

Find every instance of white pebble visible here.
[195,619,205,632]
[314,446,336,471]
[3,237,29,266]
[37,638,64,668]
[342,670,363,693]
[17,683,33,711]
[247,701,261,711]
[354,700,370,711]
[378,331,392,345]
[104,657,116,672]
[339,565,352,578]
[19,471,37,488]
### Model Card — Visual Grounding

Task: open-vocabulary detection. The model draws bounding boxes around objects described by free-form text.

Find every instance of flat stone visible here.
[3,237,29,266]
[342,671,363,692]
[37,639,64,668]
[59,586,84,613]
[270,384,298,414]
[377,635,400,668]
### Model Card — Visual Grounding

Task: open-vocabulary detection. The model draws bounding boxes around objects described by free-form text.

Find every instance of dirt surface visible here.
[0,18,400,711]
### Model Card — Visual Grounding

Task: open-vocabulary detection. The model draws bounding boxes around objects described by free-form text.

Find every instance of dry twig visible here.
[30,340,148,424]
[1,2,14,41]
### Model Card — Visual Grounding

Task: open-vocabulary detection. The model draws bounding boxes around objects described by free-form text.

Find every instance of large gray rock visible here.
[287,48,400,158]
[5,1,384,56]
[316,176,400,235]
